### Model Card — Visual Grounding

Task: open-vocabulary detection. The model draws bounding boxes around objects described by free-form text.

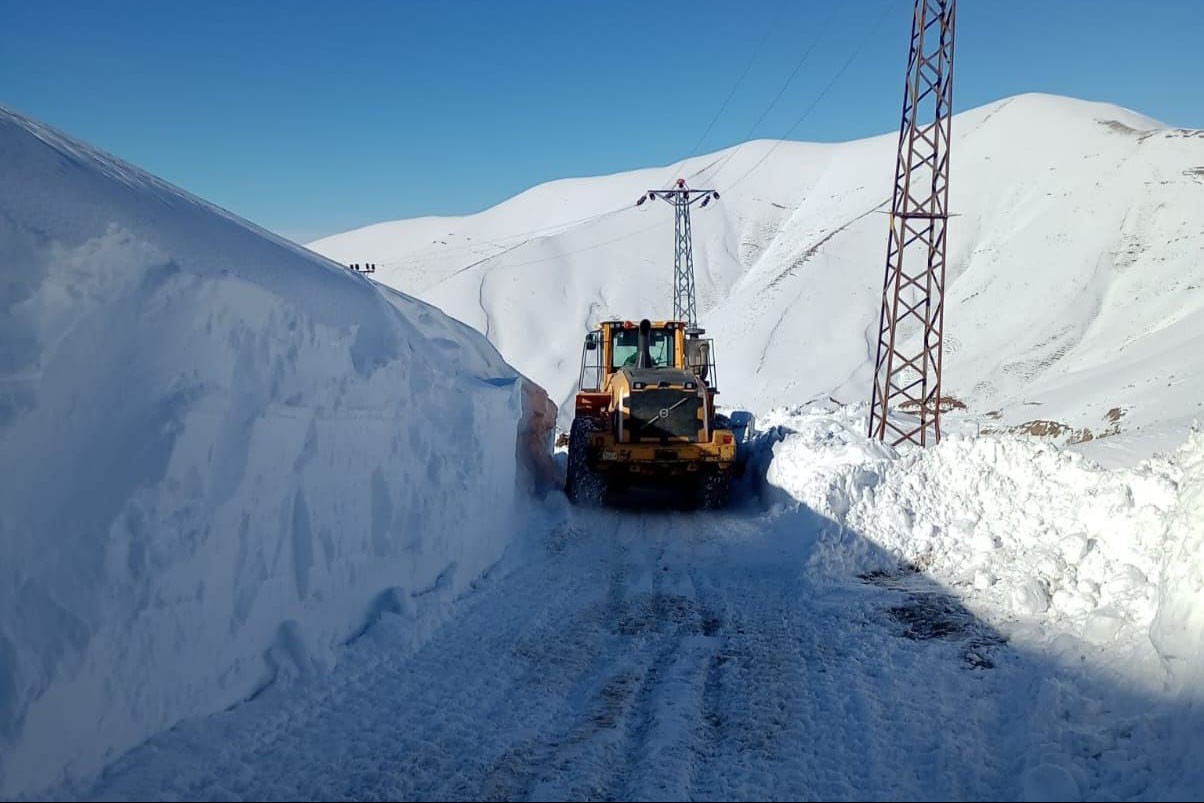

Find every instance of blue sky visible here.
[3,1,1201,243]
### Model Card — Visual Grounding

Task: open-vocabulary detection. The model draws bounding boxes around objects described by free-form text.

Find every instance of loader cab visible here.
[577,319,684,393]
[577,319,719,393]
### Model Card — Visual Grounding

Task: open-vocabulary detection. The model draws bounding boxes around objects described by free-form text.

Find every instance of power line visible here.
[650,8,789,191]
[415,168,703,287]
[742,14,836,142]
[410,1,890,287]
[685,8,782,158]
[718,0,893,193]
[383,202,639,282]
[426,205,637,287]
[684,6,839,188]
[457,220,666,275]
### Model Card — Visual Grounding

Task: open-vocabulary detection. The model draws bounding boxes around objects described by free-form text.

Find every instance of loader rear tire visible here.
[696,470,732,510]
[565,418,607,506]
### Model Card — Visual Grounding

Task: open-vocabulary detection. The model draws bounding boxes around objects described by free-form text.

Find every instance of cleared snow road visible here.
[79,499,1079,802]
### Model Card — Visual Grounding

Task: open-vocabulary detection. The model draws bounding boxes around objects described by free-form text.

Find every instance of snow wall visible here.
[0,106,548,797]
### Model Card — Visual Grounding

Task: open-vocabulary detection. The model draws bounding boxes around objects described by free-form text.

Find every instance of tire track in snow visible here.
[84,505,1030,802]
[488,512,726,802]
[610,537,711,802]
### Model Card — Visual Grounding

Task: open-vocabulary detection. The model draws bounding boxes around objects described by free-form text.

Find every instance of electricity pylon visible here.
[869,0,957,446]
[637,179,719,327]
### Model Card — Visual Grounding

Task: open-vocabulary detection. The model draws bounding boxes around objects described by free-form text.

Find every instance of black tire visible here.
[565,418,607,506]
[696,470,732,510]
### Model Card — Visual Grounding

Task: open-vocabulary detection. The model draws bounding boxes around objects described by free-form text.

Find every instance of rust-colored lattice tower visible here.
[869,0,957,446]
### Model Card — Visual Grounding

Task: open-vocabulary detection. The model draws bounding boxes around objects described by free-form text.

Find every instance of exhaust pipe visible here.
[636,318,654,368]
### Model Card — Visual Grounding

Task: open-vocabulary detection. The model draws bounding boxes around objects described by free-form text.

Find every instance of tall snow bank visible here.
[0,107,529,797]
[762,405,1204,682]
[1151,430,1204,692]
[764,406,1204,796]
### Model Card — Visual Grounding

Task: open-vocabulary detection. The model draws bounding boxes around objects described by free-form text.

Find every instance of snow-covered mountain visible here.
[0,106,534,798]
[311,93,1204,461]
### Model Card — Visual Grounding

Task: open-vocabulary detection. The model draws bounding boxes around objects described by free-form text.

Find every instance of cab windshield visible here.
[612,327,675,369]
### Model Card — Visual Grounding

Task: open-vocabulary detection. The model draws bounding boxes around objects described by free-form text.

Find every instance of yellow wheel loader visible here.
[565,318,744,508]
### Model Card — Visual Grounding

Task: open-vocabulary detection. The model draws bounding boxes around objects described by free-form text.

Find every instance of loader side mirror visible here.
[585,332,598,351]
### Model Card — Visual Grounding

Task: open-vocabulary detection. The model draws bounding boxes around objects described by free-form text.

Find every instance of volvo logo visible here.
[657,408,669,419]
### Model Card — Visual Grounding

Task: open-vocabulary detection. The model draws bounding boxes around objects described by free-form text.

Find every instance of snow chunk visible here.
[1014,580,1052,615]
[1021,762,1082,802]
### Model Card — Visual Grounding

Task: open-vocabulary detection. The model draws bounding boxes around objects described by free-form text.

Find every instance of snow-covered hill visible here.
[311,93,1204,461]
[0,106,533,798]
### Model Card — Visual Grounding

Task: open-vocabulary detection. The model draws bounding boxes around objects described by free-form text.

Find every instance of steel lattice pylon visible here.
[869,0,957,447]
[637,180,719,327]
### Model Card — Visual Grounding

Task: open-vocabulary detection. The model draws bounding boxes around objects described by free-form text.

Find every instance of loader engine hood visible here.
[621,367,700,388]
[618,367,704,442]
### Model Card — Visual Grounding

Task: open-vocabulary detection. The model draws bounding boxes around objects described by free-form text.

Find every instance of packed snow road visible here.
[78,499,1094,802]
